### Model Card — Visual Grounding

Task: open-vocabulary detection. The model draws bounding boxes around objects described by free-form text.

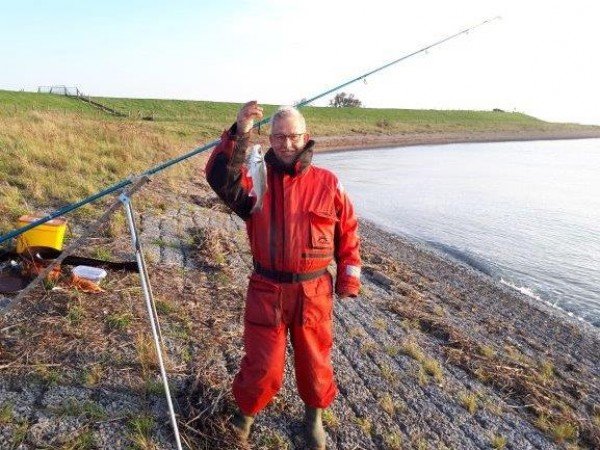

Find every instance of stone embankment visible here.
[1,174,599,449]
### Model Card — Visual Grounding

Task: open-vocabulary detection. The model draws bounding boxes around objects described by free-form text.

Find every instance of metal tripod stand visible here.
[119,180,183,450]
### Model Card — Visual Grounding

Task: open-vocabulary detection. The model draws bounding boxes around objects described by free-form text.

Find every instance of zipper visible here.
[269,169,277,270]
[281,174,287,269]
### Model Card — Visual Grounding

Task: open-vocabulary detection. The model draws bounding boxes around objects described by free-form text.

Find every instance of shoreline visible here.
[313,128,600,152]
[359,218,600,336]
[362,217,600,331]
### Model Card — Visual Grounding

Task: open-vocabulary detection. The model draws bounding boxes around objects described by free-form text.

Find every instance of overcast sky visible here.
[1,0,598,125]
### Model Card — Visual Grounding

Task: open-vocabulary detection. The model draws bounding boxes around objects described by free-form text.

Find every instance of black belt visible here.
[253,261,327,283]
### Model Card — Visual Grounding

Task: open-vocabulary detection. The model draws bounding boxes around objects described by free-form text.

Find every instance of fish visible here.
[246,144,268,213]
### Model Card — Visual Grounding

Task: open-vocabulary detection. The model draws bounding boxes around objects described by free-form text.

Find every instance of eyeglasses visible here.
[270,133,305,143]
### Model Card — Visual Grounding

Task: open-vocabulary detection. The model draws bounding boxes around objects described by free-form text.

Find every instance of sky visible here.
[1,0,599,125]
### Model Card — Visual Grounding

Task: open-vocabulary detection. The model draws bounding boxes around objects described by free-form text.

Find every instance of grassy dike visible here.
[1,89,598,235]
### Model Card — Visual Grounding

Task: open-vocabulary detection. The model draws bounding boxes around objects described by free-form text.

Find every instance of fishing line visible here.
[0,16,500,246]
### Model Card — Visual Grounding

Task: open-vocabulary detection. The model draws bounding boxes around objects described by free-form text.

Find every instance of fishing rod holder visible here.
[118,178,183,450]
[118,192,131,205]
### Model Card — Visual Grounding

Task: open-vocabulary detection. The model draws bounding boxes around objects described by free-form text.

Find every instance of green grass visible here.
[35,366,63,385]
[155,299,176,315]
[378,394,397,416]
[353,416,373,435]
[478,345,496,358]
[460,392,479,414]
[552,422,578,443]
[126,414,156,449]
[0,403,13,423]
[322,409,340,428]
[538,359,555,385]
[491,434,508,449]
[81,364,104,387]
[1,89,597,236]
[422,358,444,383]
[11,419,29,448]
[0,91,101,114]
[379,362,398,383]
[62,429,97,450]
[401,340,425,362]
[54,398,107,421]
[105,312,134,331]
[257,430,290,449]
[384,432,403,449]
[384,344,400,356]
[91,247,114,261]
[66,305,85,326]
[144,379,167,396]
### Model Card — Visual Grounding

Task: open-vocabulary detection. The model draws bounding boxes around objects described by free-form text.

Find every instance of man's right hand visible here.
[237,101,264,135]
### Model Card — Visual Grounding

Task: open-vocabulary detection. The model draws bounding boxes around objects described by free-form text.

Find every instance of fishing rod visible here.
[0,16,500,246]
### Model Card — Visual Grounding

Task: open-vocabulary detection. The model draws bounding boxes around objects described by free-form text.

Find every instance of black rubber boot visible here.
[231,410,254,444]
[304,406,326,449]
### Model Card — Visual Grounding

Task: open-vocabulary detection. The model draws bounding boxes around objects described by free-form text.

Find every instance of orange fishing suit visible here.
[205,125,361,415]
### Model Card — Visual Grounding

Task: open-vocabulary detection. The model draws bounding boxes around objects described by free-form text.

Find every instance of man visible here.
[205,101,361,449]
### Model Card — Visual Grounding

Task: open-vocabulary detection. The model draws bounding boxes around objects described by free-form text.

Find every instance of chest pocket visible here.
[309,210,338,249]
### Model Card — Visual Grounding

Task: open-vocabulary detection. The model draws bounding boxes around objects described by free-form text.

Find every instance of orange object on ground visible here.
[68,274,105,293]
[20,246,62,282]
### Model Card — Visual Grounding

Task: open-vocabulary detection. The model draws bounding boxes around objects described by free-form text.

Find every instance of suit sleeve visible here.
[333,178,361,297]
[205,123,254,220]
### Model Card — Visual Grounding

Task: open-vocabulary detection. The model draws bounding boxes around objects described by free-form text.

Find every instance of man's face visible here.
[269,116,309,166]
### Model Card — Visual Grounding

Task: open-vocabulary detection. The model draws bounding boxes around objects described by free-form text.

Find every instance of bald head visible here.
[270,106,306,133]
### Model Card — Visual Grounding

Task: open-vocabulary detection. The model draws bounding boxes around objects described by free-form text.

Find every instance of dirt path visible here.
[1,169,599,449]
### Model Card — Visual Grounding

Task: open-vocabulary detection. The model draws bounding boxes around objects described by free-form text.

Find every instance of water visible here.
[315,139,600,327]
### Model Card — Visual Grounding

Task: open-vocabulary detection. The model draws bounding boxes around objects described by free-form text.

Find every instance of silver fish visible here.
[247,144,268,213]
